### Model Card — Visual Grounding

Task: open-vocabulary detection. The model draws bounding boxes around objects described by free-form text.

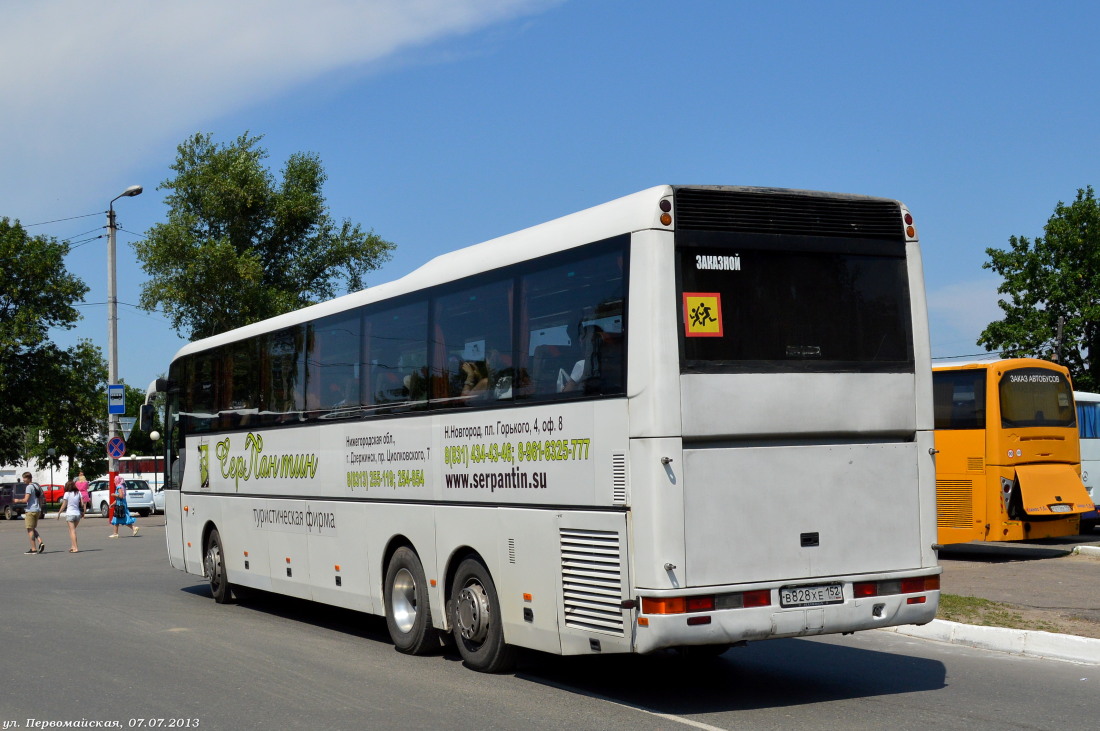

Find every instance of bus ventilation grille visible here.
[967,457,984,472]
[673,187,904,240]
[560,528,625,636]
[612,453,627,504]
[936,480,974,529]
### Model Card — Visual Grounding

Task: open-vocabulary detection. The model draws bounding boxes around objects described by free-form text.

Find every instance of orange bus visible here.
[932,358,1093,544]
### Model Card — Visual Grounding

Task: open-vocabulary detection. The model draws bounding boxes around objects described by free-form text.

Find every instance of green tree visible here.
[133,132,395,340]
[980,186,1100,390]
[26,379,165,483]
[23,340,109,480]
[0,218,105,466]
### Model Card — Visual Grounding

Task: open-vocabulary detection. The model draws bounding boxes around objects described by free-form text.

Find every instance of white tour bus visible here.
[1073,391,1100,532]
[146,185,940,672]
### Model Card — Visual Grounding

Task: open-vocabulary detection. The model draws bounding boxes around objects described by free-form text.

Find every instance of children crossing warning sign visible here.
[683,292,723,337]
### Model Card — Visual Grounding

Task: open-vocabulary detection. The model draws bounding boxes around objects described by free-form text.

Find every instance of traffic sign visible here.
[120,416,136,440]
[107,436,126,458]
[108,384,125,415]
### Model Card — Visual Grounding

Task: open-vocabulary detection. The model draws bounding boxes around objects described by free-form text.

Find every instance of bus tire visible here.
[449,557,517,673]
[384,547,440,655]
[204,529,232,604]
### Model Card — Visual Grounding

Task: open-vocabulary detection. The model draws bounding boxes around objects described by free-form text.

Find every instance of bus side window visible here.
[1080,402,1100,439]
[431,278,513,408]
[258,326,306,425]
[186,349,219,433]
[517,241,626,401]
[932,370,986,430]
[363,300,428,415]
[305,312,362,419]
[575,327,623,395]
[225,339,259,427]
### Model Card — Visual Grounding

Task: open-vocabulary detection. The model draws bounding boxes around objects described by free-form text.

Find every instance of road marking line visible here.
[521,676,728,730]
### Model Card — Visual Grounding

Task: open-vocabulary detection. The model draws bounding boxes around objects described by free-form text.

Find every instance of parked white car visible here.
[86,478,156,518]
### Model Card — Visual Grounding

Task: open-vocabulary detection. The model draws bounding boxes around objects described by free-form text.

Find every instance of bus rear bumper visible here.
[633,591,939,654]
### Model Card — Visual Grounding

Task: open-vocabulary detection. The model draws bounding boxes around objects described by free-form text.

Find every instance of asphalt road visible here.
[939,529,1100,626]
[1,514,1098,730]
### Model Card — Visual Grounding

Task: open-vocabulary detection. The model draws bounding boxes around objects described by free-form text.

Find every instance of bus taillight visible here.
[854,575,939,598]
[901,576,938,593]
[642,589,772,614]
[904,211,917,238]
[853,582,878,598]
[659,198,672,226]
[642,597,687,614]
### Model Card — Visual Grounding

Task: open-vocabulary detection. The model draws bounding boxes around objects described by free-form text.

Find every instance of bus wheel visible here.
[449,558,517,673]
[204,529,231,604]
[384,547,440,655]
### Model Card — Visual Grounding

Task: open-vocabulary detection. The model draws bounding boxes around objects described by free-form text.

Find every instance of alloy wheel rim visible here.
[391,567,418,634]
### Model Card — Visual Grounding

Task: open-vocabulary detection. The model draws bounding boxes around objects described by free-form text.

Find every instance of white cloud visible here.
[926,275,1004,358]
[0,0,561,219]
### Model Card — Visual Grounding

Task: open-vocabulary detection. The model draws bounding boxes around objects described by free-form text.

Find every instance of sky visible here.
[3,0,1099,389]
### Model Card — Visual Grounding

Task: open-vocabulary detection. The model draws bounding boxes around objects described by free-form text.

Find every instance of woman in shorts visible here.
[56,481,85,552]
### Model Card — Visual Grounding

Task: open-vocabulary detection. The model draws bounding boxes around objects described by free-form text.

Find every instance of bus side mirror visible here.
[140,403,155,433]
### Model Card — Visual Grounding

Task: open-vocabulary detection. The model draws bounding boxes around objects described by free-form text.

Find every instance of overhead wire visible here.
[22,211,105,227]
[932,352,996,360]
[73,301,171,325]
[64,225,106,240]
[67,234,106,250]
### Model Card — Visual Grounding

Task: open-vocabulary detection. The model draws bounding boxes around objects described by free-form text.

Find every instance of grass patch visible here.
[938,593,1061,633]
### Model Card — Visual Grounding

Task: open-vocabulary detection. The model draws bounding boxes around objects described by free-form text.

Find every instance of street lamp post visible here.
[47,447,55,500]
[107,185,142,497]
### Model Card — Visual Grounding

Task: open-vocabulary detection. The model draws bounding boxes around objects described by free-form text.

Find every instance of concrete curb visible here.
[883,619,1100,665]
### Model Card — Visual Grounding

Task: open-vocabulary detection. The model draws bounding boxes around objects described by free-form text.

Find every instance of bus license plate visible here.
[779,584,844,608]
[1050,504,1071,513]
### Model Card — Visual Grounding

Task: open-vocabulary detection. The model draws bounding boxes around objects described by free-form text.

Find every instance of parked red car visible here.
[40,484,66,504]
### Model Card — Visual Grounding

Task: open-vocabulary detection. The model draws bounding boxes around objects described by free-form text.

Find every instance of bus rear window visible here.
[999,368,1075,428]
[679,244,913,373]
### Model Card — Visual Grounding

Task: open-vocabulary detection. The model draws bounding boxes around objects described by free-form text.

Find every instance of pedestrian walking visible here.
[56,480,85,552]
[74,470,90,511]
[109,475,139,538]
[14,471,45,554]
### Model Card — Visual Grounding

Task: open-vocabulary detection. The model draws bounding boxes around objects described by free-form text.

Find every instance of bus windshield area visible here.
[678,242,913,373]
[999,368,1076,428]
